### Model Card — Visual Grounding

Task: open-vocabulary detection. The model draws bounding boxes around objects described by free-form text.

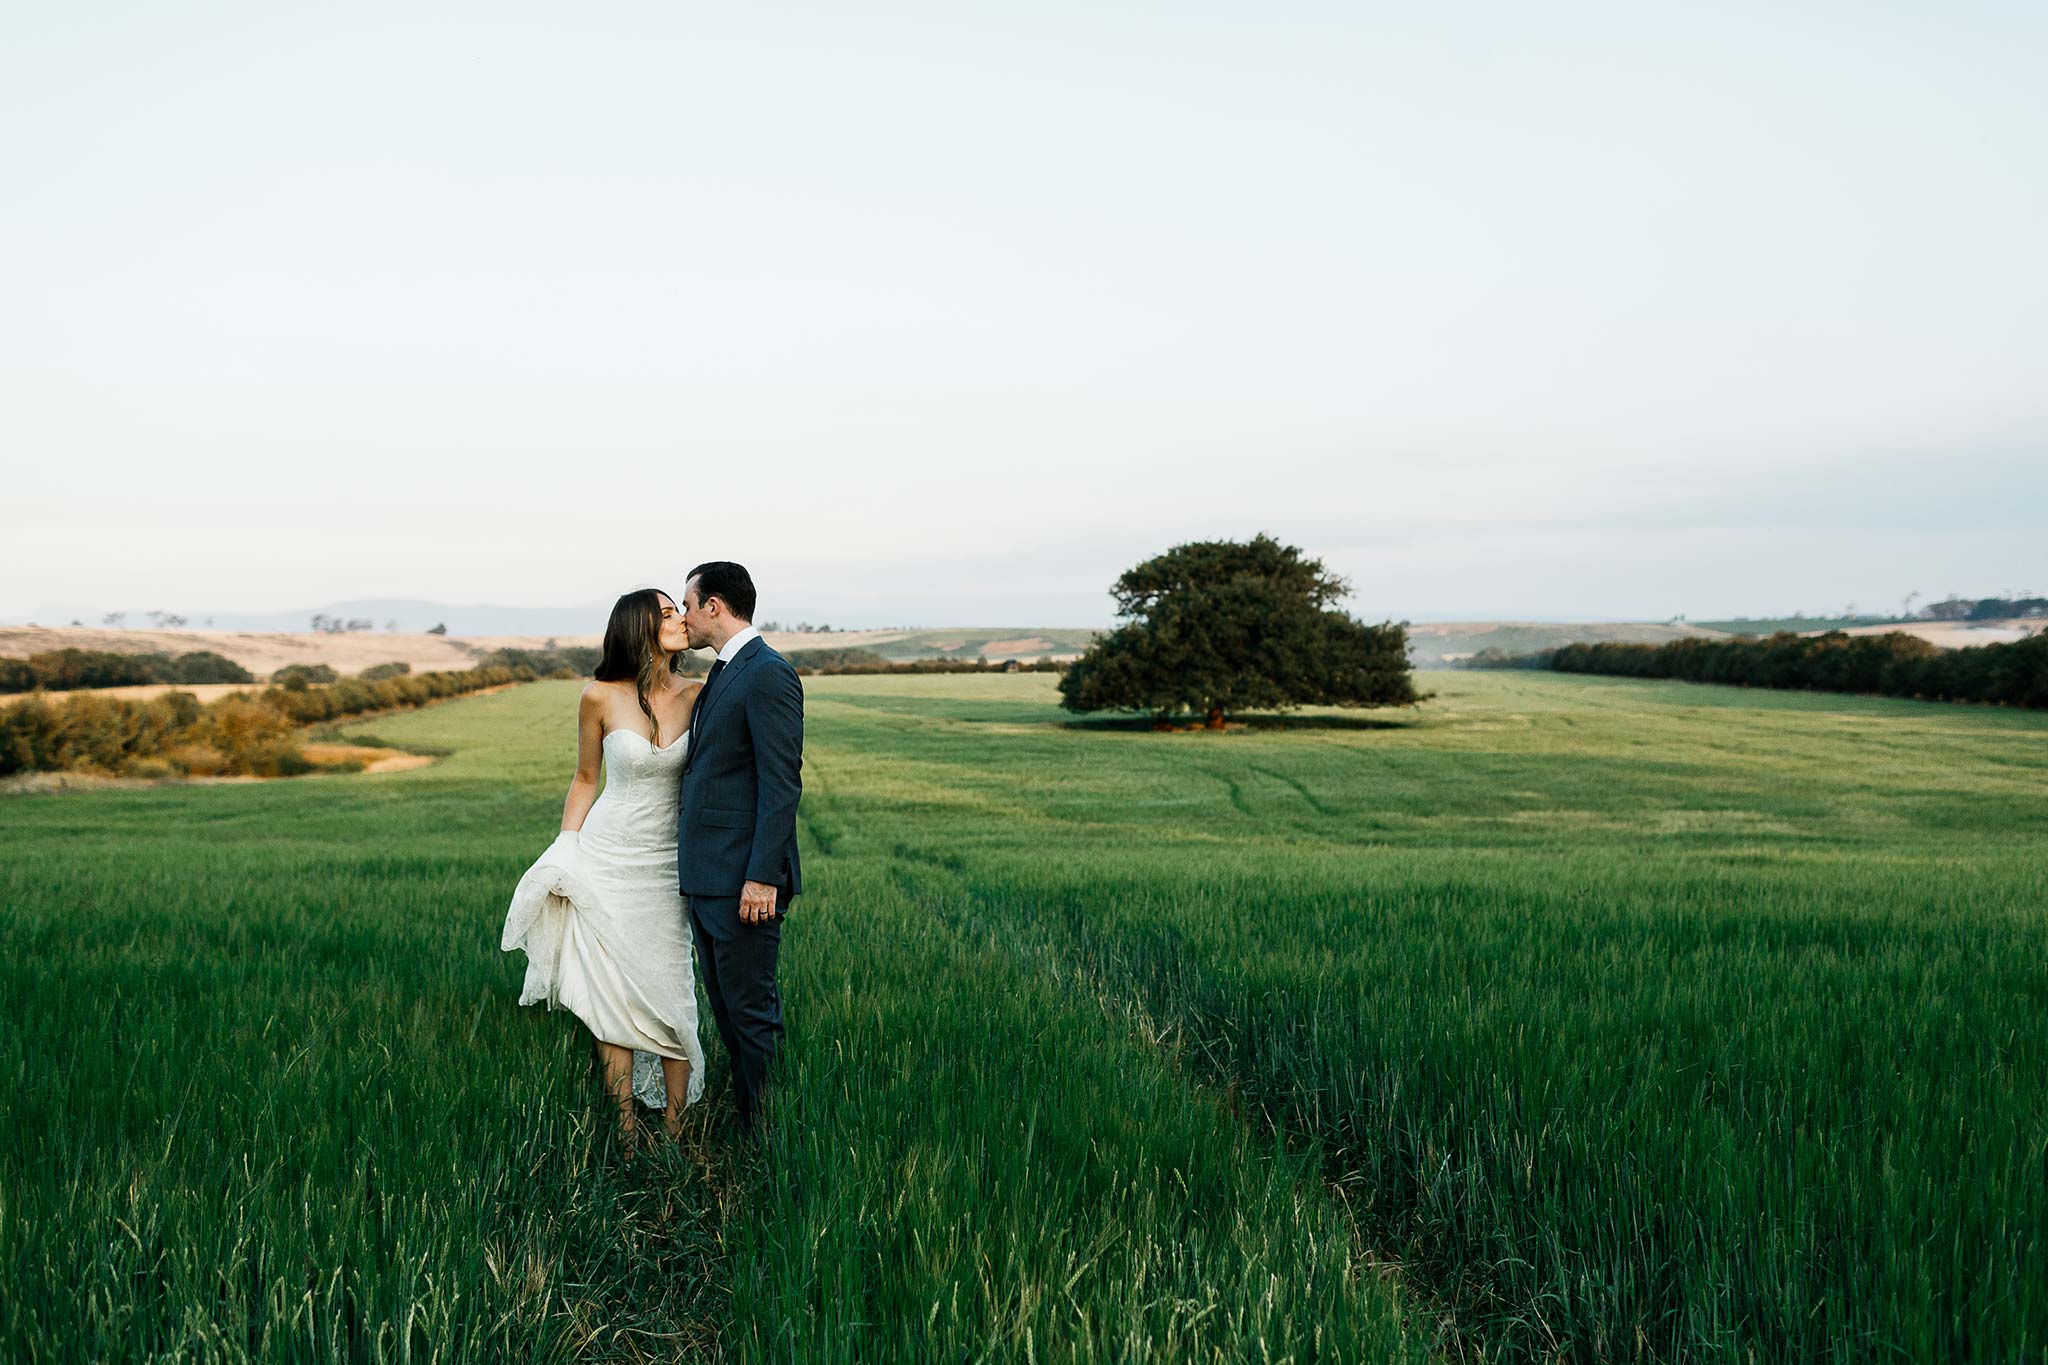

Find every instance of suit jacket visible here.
[677,635,804,900]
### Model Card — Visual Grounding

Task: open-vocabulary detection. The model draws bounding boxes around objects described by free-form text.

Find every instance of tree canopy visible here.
[1058,534,1419,724]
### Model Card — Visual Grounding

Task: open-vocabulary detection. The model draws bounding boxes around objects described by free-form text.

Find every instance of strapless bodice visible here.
[579,727,688,863]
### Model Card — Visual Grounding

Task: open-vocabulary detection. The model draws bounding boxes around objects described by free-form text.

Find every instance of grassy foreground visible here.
[2,671,2043,1361]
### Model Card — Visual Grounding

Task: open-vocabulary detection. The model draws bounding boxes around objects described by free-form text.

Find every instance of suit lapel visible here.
[688,636,764,759]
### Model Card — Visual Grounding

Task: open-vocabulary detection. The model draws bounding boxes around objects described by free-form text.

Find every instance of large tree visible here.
[1059,534,1419,726]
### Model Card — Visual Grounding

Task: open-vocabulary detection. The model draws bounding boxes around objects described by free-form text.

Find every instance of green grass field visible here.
[3,672,2043,1361]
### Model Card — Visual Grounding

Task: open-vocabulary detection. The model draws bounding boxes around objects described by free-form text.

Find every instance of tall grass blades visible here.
[794,671,2048,1361]
[5,671,2042,1360]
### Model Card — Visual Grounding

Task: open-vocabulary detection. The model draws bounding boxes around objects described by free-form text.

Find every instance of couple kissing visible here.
[501,561,803,1148]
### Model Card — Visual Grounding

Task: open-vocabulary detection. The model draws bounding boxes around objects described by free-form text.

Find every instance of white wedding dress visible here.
[501,727,705,1110]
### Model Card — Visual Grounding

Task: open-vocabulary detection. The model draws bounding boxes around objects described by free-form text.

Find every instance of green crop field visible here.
[4,672,2044,1362]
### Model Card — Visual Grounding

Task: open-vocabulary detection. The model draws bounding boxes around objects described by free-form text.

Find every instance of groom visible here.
[677,561,804,1135]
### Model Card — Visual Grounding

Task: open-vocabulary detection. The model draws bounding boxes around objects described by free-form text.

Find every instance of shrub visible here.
[163,742,228,777]
[0,648,257,692]
[326,679,373,713]
[1458,647,1555,669]
[787,648,892,671]
[358,662,411,682]
[1,663,533,778]
[48,695,141,772]
[191,698,301,773]
[0,696,56,774]
[171,651,255,684]
[237,739,313,778]
[477,646,606,678]
[271,663,340,688]
[25,649,162,690]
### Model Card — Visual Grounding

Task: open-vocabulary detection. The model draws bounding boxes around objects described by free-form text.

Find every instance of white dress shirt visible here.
[716,624,761,664]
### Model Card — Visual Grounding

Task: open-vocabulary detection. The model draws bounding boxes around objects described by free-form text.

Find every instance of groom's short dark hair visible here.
[687,561,756,622]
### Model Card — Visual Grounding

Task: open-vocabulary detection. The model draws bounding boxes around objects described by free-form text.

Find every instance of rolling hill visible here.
[0,624,1103,678]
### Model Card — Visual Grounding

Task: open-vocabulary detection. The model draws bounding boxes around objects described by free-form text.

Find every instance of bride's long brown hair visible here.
[594,588,682,743]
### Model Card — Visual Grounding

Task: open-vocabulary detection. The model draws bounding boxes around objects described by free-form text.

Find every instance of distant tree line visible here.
[474,645,632,677]
[308,614,398,633]
[373,644,710,680]
[269,662,425,687]
[380,640,1036,680]
[1459,646,1556,670]
[1706,594,2047,631]
[95,611,193,628]
[785,647,1063,676]
[757,621,841,634]
[0,664,535,779]
[1543,631,2048,708]
[1943,595,2048,621]
[1,649,255,694]
[254,665,534,727]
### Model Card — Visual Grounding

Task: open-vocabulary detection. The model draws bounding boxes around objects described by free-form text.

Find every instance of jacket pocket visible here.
[700,807,750,828]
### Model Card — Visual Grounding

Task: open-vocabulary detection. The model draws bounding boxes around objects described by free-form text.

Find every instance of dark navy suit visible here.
[678,633,803,1131]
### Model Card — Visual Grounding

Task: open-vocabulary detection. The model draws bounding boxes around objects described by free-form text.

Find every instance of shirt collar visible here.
[716,624,761,664]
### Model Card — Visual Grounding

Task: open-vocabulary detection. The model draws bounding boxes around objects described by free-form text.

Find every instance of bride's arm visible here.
[560,684,605,832]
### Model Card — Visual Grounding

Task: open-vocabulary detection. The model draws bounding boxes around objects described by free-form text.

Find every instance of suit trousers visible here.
[686,892,786,1132]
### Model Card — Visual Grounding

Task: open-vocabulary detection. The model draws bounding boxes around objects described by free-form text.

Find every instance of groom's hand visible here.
[739,880,779,924]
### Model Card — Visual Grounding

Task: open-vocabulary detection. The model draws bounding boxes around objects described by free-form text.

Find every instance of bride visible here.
[502,588,706,1147]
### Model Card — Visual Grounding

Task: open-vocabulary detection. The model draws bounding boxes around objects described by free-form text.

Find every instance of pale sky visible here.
[3,1,2043,626]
